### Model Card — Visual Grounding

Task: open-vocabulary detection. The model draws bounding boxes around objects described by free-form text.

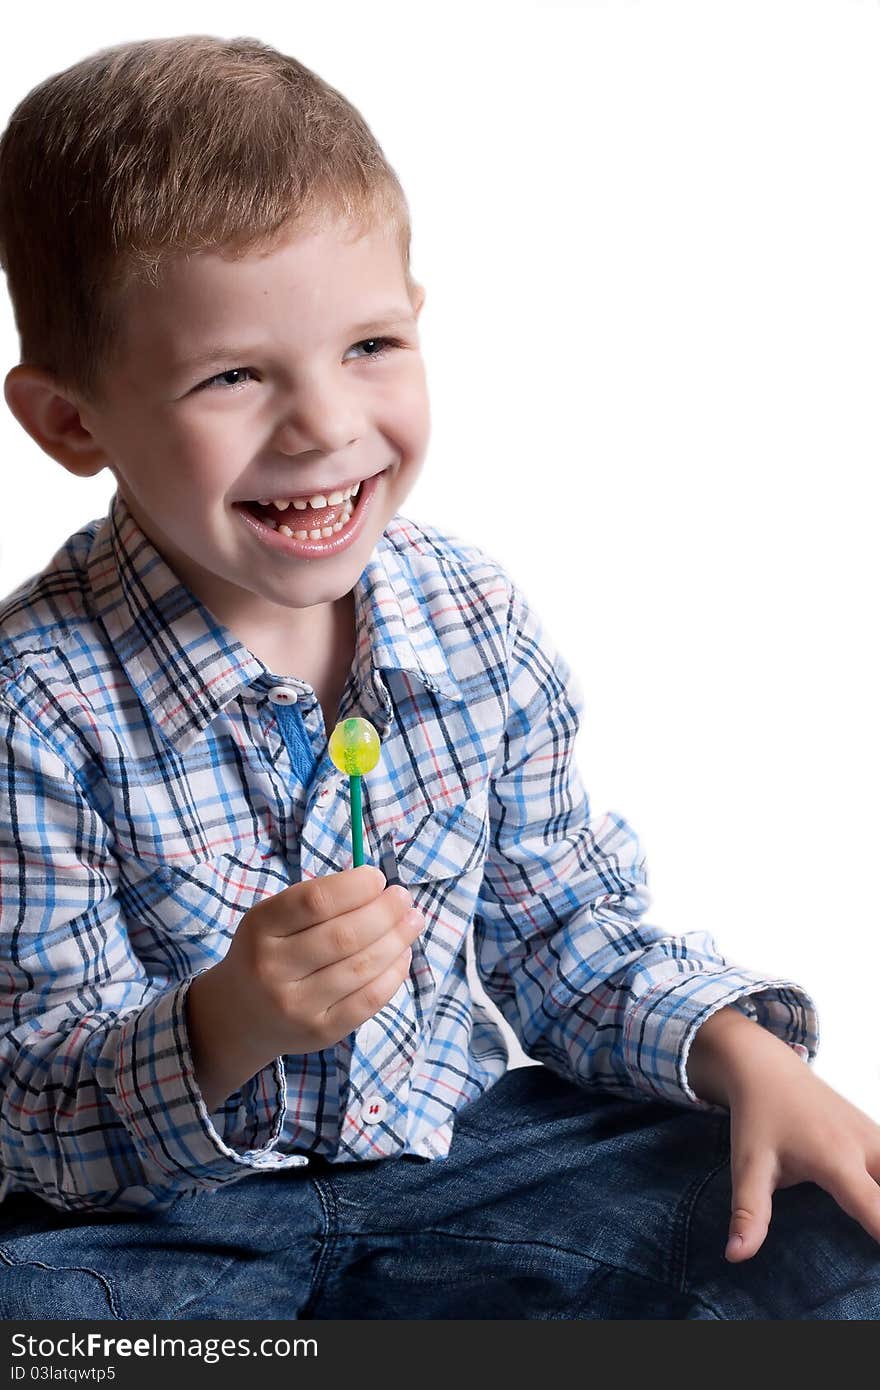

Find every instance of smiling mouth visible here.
[241,493,356,536]
[234,466,390,540]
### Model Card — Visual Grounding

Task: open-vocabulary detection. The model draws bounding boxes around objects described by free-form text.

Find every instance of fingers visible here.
[726,1152,880,1263]
[726,1150,777,1262]
[296,884,421,974]
[261,865,387,937]
[823,1166,880,1246]
[310,903,424,1016]
[320,943,416,1038]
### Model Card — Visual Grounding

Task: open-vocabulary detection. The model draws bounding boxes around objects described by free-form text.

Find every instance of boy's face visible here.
[69,215,428,643]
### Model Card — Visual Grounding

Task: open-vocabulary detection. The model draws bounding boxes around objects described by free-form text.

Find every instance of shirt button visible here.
[318,787,331,801]
[360,1096,388,1125]
[268,685,299,705]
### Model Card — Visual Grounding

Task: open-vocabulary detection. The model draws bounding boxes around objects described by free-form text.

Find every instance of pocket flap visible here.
[390,792,489,883]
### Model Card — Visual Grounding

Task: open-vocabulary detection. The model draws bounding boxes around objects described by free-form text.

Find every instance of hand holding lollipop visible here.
[329,716,382,866]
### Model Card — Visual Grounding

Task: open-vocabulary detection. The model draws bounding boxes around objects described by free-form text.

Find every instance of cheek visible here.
[379,360,429,434]
[389,385,431,456]
[386,449,426,516]
[174,400,254,459]
[164,432,240,500]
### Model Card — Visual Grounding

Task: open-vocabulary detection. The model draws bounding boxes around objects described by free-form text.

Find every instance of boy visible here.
[0,34,878,1320]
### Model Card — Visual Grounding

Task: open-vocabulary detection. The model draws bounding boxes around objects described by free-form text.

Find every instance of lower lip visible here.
[233,469,385,558]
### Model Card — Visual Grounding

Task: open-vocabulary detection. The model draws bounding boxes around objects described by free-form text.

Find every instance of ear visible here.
[411,282,427,318]
[3,366,111,479]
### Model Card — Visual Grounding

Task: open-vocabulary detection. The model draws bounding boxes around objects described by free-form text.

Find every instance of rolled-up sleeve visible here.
[0,699,302,1213]
[472,582,818,1111]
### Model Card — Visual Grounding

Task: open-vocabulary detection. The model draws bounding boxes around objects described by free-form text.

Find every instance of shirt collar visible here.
[86,489,464,753]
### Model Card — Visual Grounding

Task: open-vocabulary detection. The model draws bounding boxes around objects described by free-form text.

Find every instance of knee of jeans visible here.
[0,1259,119,1319]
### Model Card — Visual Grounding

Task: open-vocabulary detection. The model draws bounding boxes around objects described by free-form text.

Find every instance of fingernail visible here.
[725,1234,744,1260]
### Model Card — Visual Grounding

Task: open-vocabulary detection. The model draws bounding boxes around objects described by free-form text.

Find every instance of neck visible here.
[248,589,357,687]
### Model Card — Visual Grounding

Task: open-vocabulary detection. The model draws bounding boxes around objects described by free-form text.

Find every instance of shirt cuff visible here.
[207,1057,290,1151]
[622,966,819,1111]
[110,978,306,1189]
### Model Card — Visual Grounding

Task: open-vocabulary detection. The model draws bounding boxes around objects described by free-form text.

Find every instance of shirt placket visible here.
[263,678,346,1154]
[337,671,427,1158]
[264,671,420,1160]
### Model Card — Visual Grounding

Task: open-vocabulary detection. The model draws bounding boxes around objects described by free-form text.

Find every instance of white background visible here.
[1,1,878,1117]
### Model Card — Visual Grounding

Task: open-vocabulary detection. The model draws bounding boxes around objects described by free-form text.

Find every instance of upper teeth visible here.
[257,481,361,511]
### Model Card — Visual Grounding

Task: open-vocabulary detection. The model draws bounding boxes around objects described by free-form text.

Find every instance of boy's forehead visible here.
[142,215,399,292]
[113,216,411,364]
[118,217,410,342]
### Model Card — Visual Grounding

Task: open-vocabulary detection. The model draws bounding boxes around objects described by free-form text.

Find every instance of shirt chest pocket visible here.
[378,790,490,1006]
[388,792,490,886]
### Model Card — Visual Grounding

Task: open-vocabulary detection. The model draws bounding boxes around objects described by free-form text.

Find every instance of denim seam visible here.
[327,1224,722,1314]
[673,1161,730,1319]
[0,1244,122,1319]
[667,1157,726,1289]
[672,1114,732,1317]
[666,1115,729,1292]
[299,1177,340,1319]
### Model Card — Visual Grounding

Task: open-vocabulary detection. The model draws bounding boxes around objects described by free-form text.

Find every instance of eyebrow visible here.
[173,309,416,373]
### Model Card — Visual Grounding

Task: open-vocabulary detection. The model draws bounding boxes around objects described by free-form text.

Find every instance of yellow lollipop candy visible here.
[329,717,382,777]
[329,718,381,865]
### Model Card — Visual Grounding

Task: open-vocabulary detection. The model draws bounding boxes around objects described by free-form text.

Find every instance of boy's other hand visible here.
[185,866,424,1111]
[725,1054,880,1264]
[687,1007,880,1262]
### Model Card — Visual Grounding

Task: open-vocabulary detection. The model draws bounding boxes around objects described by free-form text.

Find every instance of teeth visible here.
[255,479,368,511]
[253,494,355,541]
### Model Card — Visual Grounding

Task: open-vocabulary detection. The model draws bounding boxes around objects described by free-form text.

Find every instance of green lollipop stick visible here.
[329,717,382,867]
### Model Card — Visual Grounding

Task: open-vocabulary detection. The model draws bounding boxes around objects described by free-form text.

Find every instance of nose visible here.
[272,373,363,458]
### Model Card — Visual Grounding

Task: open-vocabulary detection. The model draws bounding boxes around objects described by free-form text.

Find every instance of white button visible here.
[268,685,299,705]
[360,1096,388,1125]
[318,787,331,800]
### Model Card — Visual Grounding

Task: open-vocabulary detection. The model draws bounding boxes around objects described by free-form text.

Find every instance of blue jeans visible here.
[1,1066,878,1319]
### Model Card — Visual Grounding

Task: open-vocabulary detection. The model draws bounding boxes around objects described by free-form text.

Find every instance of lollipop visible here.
[329,717,382,866]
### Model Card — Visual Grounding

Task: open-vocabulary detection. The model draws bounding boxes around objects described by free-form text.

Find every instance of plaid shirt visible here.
[0,490,817,1213]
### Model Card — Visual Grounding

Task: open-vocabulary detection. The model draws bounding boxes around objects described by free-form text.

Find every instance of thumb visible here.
[726,1150,777,1262]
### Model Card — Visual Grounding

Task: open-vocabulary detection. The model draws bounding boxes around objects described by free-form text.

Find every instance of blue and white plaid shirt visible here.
[0,490,816,1213]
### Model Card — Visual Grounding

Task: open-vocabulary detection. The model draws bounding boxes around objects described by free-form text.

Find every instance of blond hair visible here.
[0,35,415,404]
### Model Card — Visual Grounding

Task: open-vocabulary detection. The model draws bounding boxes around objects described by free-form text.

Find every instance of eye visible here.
[344,336,401,361]
[200,367,256,391]
[197,338,401,391]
